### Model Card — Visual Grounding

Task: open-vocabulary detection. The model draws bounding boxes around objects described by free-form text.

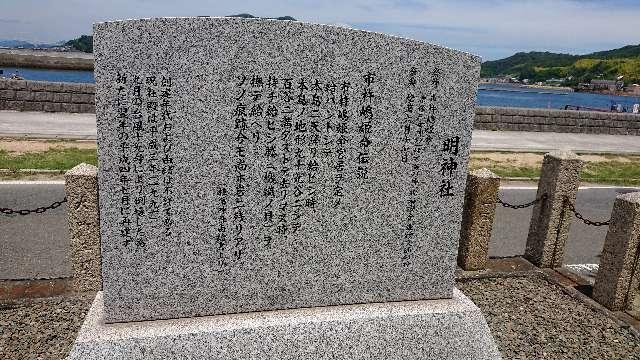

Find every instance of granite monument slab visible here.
[94,17,480,323]
[69,289,501,359]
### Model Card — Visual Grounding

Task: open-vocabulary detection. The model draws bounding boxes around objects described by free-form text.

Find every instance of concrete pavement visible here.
[1,181,638,279]
[0,48,94,71]
[472,130,640,154]
[0,111,96,139]
[0,49,94,60]
[2,110,640,154]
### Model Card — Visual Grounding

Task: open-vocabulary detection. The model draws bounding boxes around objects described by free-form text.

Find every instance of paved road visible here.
[0,181,70,280]
[490,184,639,264]
[2,110,640,154]
[1,181,638,279]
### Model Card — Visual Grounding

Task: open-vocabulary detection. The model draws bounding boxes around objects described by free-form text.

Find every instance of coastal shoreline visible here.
[0,49,93,71]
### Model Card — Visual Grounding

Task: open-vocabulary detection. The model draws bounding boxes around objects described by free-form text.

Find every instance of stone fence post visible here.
[65,163,102,292]
[593,192,640,311]
[457,168,500,271]
[525,151,583,268]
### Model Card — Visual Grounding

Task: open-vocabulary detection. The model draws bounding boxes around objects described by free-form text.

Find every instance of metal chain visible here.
[497,193,547,209]
[0,197,67,216]
[564,197,610,227]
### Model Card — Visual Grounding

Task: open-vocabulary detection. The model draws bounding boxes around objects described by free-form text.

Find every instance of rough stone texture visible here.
[68,289,500,360]
[525,151,583,268]
[94,17,480,322]
[459,275,640,360]
[0,79,95,113]
[0,293,94,360]
[65,163,102,292]
[474,106,640,135]
[593,191,640,311]
[457,168,500,270]
[7,275,640,360]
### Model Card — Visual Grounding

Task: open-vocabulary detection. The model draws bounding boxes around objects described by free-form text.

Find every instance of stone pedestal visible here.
[525,151,583,268]
[458,168,500,270]
[65,163,101,292]
[68,289,501,360]
[593,192,640,311]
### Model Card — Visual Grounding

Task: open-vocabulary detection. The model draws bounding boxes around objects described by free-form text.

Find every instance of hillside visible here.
[481,45,640,85]
[65,35,93,53]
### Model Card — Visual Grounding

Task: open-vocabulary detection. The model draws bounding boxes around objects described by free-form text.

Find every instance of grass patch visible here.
[581,161,640,186]
[470,163,541,179]
[487,166,541,179]
[469,153,542,179]
[0,148,97,171]
[469,153,640,186]
[0,146,639,187]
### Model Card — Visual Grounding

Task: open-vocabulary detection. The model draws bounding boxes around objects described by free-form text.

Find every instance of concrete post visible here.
[524,151,583,268]
[457,168,501,271]
[65,163,101,292]
[593,192,640,311]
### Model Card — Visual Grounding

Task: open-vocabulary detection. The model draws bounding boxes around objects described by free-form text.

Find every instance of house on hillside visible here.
[590,79,623,91]
[546,78,565,86]
[479,76,518,84]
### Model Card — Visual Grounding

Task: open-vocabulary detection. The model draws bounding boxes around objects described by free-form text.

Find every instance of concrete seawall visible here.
[476,106,640,136]
[0,49,94,71]
[1,78,639,135]
[0,79,95,113]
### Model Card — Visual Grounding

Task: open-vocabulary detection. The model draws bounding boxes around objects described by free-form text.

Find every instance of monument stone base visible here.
[68,288,501,359]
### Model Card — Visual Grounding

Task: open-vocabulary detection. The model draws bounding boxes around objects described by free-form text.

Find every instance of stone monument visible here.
[69,17,500,359]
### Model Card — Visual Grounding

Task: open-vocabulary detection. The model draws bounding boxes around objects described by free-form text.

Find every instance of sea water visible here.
[478,84,640,111]
[1,67,94,84]
[2,67,639,111]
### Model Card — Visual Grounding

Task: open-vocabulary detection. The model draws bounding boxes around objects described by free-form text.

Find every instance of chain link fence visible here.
[496,193,611,227]
[0,192,613,228]
[497,193,546,209]
[564,196,610,227]
[0,197,67,216]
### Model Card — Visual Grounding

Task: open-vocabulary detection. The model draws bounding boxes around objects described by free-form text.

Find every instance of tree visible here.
[65,35,93,53]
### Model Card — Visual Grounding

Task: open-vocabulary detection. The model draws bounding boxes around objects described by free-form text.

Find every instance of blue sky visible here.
[1,0,639,60]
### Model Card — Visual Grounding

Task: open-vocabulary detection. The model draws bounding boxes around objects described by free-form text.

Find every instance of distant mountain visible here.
[228,13,297,21]
[0,39,64,49]
[0,39,35,48]
[481,45,640,85]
